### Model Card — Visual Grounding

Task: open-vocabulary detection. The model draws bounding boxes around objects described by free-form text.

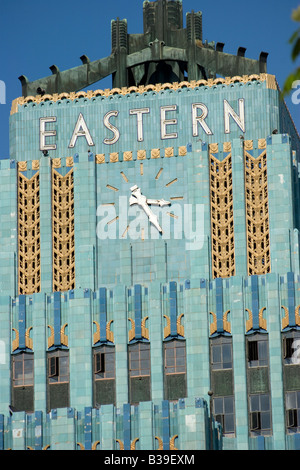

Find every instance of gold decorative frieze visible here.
[209,310,231,335]
[52,163,75,292]
[151,148,160,159]
[245,307,267,332]
[18,166,41,295]
[137,150,146,160]
[123,151,133,161]
[110,152,119,163]
[178,146,187,156]
[155,435,178,450]
[281,305,300,330]
[95,146,188,164]
[244,140,270,275]
[11,74,276,115]
[96,154,105,164]
[165,147,174,158]
[47,323,68,349]
[116,438,139,450]
[12,326,33,352]
[163,313,184,339]
[209,144,235,279]
[93,320,114,344]
[128,317,149,342]
[77,441,100,450]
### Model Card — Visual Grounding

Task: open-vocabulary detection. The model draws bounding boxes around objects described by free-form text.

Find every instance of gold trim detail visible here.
[155,435,178,450]
[96,154,105,164]
[141,316,149,340]
[170,435,178,450]
[244,140,270,275]
[47,323,68,349]
[52,165,75,292]
[223,310,231,334]
[110,152,119,163]
[245,307,267,332]
[116,438,139,450]
[11,74,276,115]
[18,167,41,295]
[128,317,149,342]
[137,150,146,160]
[12,328,19,352]
[12,326,33,352]
[155,436,163,450]
[177,313,185,337]
[209,144,235,279]
[165,147,174,158]
[123,151,133,161]
[281,305,300,329]
[210,310,231,335]
[93,320,114,344]
[178,146,187,156]
[151,148,160,159]
[163,314,185,339]
[164,315,171,339]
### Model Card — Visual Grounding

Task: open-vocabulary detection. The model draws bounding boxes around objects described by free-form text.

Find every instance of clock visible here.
[96,157,185,243]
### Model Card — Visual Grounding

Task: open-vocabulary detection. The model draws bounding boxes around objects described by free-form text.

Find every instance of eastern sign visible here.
[39,99,245,151]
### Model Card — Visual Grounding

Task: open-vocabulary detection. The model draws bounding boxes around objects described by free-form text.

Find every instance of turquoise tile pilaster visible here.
[230,276,248,450]
[267,273,285,450]
[0,296,11,415]
[114,284,129,407]
[69,291,93,409]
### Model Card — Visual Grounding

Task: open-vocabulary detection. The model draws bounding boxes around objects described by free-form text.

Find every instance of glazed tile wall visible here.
[1,75,300,450]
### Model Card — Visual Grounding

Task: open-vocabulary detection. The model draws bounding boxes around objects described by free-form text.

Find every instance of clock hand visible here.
[129,186,163,233]
[146,198,171,207]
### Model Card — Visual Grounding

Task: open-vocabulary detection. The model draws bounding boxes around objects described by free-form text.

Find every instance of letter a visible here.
[69,113,95,148]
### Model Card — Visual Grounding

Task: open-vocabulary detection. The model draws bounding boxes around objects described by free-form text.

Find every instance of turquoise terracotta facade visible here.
[0,74,300,450]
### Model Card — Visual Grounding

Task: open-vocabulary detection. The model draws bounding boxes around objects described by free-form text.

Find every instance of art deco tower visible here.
[0,0,300,451]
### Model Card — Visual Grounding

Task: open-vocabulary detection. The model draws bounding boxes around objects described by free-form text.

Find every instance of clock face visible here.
[96,158,185,242]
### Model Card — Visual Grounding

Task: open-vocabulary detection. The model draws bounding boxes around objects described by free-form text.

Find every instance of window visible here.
[164,339,186,374]
[211,336,232,370]
[213,396,235,435]
[283,331,300,365]
[249,393,271,435]
[247,334,268,367]
[12,353,34,387]
[48,350,69,383]
[128,342,151,404]
[164,340,187,401]
[286,391,300,433]
[94,346,115,379]
[11,353,34,413]
[93,345,116,407]
[129,342,150,377]
[47,349,69,411]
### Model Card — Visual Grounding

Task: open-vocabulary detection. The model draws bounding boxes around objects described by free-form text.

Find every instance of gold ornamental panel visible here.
[209,144,235,279]
[18,166,41,295]
[52,164,75,292]
[244,140,270,275]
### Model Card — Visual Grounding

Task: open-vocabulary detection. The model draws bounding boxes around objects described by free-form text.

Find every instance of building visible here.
[0,0,300,451]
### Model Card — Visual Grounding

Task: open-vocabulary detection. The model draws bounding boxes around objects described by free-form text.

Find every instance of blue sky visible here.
[0,0,299,158]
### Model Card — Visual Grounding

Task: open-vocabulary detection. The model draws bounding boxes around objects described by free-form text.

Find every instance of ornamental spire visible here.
[18,0,268,97]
